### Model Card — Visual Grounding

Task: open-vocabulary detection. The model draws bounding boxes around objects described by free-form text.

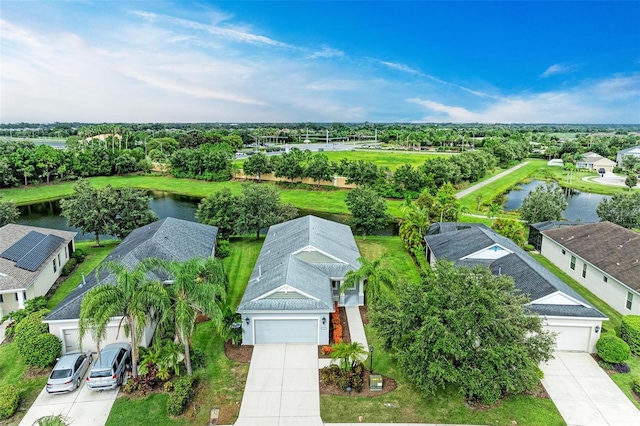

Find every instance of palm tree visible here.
[79,260,170,378]
[486,203,503,222]
[150,257,227,375]
[330,342,368,372]
[399,204,430,253]
[342,256,394,306]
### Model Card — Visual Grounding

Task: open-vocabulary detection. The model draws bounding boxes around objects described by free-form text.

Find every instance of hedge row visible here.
[621,315,640,355]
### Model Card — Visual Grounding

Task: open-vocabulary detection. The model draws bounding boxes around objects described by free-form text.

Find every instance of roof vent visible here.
[498,265,502,275]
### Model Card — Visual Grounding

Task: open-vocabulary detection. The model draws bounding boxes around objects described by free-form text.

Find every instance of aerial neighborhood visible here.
[1,1,639,426]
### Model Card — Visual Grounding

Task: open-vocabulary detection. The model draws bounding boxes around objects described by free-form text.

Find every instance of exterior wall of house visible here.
[240,311,330,345]
[0,292,26,317]
[47,317,155,354]
[617,148,640,167]
[540,235,640,316]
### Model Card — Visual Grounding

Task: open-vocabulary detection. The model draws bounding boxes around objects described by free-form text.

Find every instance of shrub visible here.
[71,248,85,262]
[320,364,341,385]
[14,310,49,355]
[321,346,333,356]
[60,258,77,276]
[621,315,640,355]
[190,348,206,371]
[215,239,230,259]
[0,384,19,420]
[633,377,640,397]
[597,335,631,364]
[614,363,631,374]
[523,244,535,251]
[23,333,62,367]
[3,321,15,340]
[167,376,194,416]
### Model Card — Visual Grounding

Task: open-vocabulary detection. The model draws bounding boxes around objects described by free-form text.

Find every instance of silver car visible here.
[46,350,93,394]
[86,342,131,391]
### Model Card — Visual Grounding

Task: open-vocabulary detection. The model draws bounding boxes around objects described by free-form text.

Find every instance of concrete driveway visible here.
[19,380,118,426]
[541,352,640,426]
[235,344,322,426]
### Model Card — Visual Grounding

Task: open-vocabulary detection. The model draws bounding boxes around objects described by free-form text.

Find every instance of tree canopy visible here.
[0,196,19,227]
[519,183,568,224]
[345,187,390,238]
[371,261,555,405]
[596,192,640,229]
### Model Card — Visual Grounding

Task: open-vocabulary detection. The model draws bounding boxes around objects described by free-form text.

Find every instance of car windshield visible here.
[50,369,72,379]
[90,369,112,378]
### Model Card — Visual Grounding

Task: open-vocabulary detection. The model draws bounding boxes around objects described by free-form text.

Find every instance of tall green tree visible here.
[519,183,568,224]
[399,204,430,253]
[60,180,107,246]
[492,218,526,246]
[150,257,227,375]
[625,173,638,190]
[597,192,640,229]
[242,152,272,182]
[195,188,240,239]
[342,256,394,306]
[79,260,170,378]
[304,153,334,186]
[236,183,298,239]
[345,187,389,238]
[0,196,20,227]
[372,261,555,405]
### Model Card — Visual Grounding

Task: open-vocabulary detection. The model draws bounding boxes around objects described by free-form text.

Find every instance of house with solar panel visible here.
[0,224,76,319]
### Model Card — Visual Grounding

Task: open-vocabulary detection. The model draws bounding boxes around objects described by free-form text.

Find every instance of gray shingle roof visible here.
[0,224,76,292]
[238,216,360,313]
[542,221,640,291]
[45,218,217,321]
[425,223,606,319]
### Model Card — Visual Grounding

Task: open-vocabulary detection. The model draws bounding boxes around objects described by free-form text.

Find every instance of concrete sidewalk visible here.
[236,344,322,426]
[541,352,640,426]
[455,161,530,199]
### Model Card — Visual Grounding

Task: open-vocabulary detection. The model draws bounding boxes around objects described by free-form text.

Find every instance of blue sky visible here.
[1,1,639,123]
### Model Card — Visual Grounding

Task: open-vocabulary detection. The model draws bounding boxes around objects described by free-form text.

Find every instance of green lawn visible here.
[106,237,263,426]
[47,240,119,309]
[355,236,421,285]
[323,150,451,170]
[533,166,632,196]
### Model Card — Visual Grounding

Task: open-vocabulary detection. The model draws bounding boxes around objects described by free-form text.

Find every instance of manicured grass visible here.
[323,150,451,170]
[105,237,261,426]
[533,166,631,196]
[320,325,565,425]
[0,343,49,424]
[355,236,421,285]
[47,240,119,310]
[610,354,640,410]
[458,160,548,216]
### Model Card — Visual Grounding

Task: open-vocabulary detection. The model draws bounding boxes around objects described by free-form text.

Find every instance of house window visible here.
[603,276,608,283]
[582,263,587,278]
[53,259,57,273]
[0,294,3,303]
[331,280,341,291]
[65,246,68,259]
[570,255,576,270]
[561,249,566,255]
[23,291,27,301]
[57,253,61,265]
[627,292,634,310]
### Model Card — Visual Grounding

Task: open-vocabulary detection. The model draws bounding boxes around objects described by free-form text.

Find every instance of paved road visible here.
[541,352,640,425]
[456,161,530,199]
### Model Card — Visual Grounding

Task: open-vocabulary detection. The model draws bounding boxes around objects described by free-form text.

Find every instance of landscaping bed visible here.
[319,370,397,397]
[224,341,253,363]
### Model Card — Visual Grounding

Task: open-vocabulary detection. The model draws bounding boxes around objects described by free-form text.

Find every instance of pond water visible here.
[17,192,397,241]
[503,180,609,222]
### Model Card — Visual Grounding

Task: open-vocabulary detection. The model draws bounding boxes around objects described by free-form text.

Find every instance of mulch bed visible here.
[318,307,352,358]
[319,370,397,396]
[225,341,253,363]
[359,305,369,326]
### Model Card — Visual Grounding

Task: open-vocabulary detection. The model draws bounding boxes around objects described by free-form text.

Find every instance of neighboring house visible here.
[44,217,218,354]
[238,215,363,345]
[528,221,591,251]
[0,224,76,318]
[576,151,616,173]
[540,221,640,317]
[425,223,607,353]
[616,145,640,168]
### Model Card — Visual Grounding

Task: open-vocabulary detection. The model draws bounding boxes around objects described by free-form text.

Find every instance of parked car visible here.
[86,343,131,391]
[598,168,606,174]
[46,350,93,394]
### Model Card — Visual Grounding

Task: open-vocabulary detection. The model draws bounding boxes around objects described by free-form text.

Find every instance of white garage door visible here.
[255,319,318,344]
[546,325,591,352]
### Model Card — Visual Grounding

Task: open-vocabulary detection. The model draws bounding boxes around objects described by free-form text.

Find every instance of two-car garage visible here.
[252,318,321,344]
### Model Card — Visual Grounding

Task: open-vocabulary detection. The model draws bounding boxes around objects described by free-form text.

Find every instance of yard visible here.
[323,149,452,170]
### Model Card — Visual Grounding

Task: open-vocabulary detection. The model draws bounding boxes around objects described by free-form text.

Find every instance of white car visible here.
[46,350,93,393]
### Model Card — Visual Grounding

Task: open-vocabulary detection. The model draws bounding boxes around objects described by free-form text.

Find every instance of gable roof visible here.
[238,215,360,312]
[45,217,218,321]
[580,152,605,163]
[425,223,606,319]
[0,224,76,292]
[618,145,640,155]
[542,221,640,291]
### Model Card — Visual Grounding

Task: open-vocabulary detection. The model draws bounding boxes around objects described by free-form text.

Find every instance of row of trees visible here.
[169,143,235,181]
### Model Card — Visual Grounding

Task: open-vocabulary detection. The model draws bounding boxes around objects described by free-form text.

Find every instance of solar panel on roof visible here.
[15,234,65,272]
[0,231,47,261]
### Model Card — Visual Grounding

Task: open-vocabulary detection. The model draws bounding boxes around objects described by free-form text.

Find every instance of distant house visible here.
[576,151,616,173]
[616,145,640,168]
[0,224,76,318]
[238,216,363,345]
[540,221,640,316]
[528,221,591,251]
[44,217,218,354]
[425,223,607,353]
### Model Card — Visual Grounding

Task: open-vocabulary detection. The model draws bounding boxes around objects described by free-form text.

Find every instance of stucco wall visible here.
[240,312,330,345]
[540,235,640,316]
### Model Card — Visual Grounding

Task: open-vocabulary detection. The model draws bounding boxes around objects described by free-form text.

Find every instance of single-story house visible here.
[425,223,607,353]
[528,221,591,251]
[616,145,640,168]
[0,224,76,318]
[576,151,616,173]
[44,217,218,354]
[540,221,640,316]
[238,215,363,345]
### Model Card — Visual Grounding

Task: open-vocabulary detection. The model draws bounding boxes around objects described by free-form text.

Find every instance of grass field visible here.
[323,150,451,169]
[533,166,631,196]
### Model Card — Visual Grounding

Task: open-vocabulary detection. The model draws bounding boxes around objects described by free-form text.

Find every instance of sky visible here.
[1,1,639,124]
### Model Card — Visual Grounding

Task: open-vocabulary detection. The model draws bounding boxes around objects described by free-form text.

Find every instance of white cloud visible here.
[308,46,344,59]
[541,63,571,77]
[374,59,423,75]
